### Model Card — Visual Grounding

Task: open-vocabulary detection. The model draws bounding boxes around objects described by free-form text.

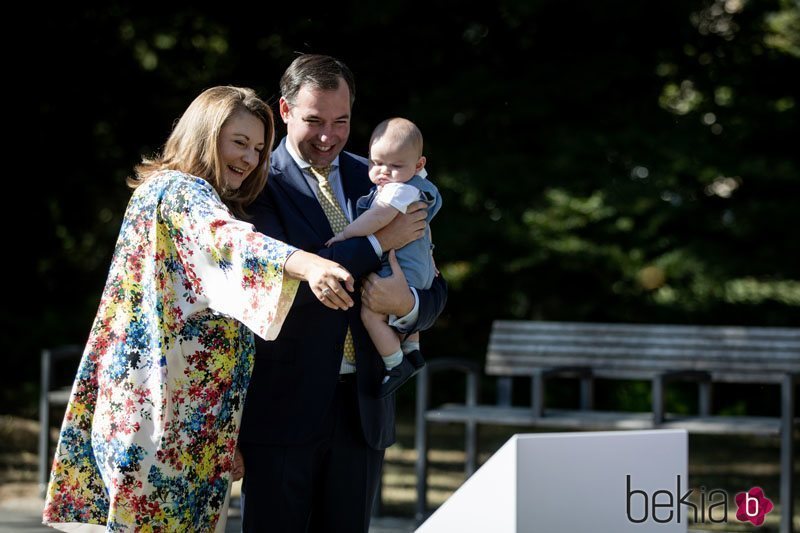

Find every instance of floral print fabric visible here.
[43,171,298,532]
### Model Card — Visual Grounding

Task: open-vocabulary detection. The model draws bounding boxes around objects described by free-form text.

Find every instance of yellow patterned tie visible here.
[309,165,356,364]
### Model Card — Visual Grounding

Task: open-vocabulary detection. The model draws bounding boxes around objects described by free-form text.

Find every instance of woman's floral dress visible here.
[43,171,299,532]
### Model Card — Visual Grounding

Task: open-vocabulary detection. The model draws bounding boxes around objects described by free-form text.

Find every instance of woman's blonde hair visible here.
[130,86,274,217]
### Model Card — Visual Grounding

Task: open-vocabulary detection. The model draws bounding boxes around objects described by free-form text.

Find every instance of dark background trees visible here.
[14,0,799,415]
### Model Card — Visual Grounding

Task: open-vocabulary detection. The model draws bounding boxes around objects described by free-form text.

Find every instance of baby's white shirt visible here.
[375,182,422,213]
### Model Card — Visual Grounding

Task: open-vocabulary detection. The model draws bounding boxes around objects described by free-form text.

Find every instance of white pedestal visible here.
[416,429,688,533]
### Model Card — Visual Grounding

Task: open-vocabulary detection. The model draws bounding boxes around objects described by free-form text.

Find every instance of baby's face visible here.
[368,136,423,186]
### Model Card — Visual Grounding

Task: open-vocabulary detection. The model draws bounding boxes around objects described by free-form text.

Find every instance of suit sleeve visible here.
[249,184,381,306]
[322,236,381,278]
[248,184,291,243]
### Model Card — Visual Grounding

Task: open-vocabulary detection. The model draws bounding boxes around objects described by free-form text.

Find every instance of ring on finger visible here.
[322,288,332,298]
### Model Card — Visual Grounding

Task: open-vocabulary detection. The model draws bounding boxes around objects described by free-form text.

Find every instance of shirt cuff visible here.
[388,287,419,333]
[367,234,383,257]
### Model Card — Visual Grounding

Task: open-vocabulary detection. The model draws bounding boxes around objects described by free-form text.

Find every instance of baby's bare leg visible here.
[402,331,421,353]
[401,331,424,368]
[361,305,402,358]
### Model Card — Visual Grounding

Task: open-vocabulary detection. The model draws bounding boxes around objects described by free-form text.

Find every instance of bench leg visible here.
[779,374,795,533]
[415,367,430,522]
[465,370,479,478]
[38,349,51,498]
[465,421,478,478]
[415,424,429,522]
[698,381,712,417]
[652,376,665,425]
[580,376,594,410]
[532,371,544,418]
[496,377,513,407]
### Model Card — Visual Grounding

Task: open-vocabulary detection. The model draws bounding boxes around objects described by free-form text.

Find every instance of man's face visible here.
[280,80,351,167]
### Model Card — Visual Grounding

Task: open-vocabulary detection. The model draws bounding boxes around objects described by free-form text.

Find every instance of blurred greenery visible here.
[14,0,799,417]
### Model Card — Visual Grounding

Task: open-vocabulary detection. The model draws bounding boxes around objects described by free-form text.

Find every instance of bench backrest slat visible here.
[486,320,800,380]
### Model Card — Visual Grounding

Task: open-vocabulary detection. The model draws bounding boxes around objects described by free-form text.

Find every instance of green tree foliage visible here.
[16,1,798,415]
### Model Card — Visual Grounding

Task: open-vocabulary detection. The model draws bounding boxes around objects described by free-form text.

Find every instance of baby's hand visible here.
[325,233,345,247]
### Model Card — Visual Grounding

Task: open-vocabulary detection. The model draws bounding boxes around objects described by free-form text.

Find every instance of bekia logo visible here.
[735,487,774,527]
[627,475,774,527]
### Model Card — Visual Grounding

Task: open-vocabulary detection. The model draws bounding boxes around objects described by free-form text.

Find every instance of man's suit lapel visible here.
[271,139,334,241]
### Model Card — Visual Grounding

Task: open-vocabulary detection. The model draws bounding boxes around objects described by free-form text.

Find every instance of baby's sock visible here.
[383,349,403,370]
[382,349,404,384]
[401,341,420,354]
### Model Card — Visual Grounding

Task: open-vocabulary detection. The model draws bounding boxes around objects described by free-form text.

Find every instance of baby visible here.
[327,117,441,397]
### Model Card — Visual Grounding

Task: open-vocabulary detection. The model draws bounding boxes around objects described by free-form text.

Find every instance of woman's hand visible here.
[284,250,355,310]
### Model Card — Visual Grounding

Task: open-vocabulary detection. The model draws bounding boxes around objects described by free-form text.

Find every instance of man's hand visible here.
[232,447,245,482]
[374,201,427,251]
[362,250,414,316]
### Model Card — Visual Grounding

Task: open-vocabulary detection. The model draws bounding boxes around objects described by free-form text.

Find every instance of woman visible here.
[42,86,354,532]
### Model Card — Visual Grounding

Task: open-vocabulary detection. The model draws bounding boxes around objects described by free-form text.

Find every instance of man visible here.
[238,54,447,532]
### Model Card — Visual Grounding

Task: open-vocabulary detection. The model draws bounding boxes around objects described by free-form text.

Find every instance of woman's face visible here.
[218,111,265,190]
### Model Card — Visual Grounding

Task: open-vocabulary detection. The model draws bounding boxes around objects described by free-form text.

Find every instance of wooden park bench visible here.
[414,320,799,532]
[38,345,82,496]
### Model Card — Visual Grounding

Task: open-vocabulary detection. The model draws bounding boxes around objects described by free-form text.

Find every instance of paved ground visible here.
[0,496,416,533]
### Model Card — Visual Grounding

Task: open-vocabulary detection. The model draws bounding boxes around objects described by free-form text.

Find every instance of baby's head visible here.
[368,118,426,186]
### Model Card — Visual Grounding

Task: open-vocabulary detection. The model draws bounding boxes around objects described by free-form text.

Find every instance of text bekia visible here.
[626,475,728,524]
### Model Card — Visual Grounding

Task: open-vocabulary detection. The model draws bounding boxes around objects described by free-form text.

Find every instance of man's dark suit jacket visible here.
[239,138,447,450]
